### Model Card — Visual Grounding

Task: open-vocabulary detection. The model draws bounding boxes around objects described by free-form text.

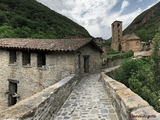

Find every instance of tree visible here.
[150,27,160,93]
[0,25,18,38]
[136,29,149,42]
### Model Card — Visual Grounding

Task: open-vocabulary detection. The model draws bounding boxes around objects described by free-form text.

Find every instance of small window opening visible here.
[8,81,18,106]
[117,23,120,28]
[37,53,46,67]
[136,41,139,45]
[9,51,17,64]
[22,52,30,66]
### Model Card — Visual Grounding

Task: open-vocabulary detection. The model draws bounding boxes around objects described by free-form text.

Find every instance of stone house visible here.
[141,41,152,51]
[121,33,141,52]
[0,38,103,111]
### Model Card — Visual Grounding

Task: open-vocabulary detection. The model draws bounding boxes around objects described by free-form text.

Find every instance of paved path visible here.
[53,74,119,120]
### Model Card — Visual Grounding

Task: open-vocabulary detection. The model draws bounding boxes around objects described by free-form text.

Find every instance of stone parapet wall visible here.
[0,75,78,119]
[103,58,122,68]
[101,73,160,120]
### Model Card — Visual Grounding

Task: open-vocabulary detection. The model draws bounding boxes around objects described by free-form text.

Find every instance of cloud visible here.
[121,0,129,10]
[37,0,159,39]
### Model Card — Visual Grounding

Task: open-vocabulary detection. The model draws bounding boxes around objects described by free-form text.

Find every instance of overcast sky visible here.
[37,0,160,39]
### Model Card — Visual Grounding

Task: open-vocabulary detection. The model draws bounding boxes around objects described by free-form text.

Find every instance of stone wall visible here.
[122,40,141,52]
[0,75,78,119]
[101,73,160,120]
[105,58,122,68]
[0,50,10,111]
[0,50,76,111]
[79,44,102,74]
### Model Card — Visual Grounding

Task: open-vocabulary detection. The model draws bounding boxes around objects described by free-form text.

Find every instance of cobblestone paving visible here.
[53,74,119,120]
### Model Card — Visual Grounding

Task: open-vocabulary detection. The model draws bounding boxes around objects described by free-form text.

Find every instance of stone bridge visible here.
[0,66,160,120]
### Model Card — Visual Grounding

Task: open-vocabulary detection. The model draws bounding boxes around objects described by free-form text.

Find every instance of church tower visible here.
[111,21,122,51]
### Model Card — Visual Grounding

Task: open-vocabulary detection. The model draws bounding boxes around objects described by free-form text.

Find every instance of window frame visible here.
[22,51,31,66]
[9,51,17,64]
[37,53,46,68]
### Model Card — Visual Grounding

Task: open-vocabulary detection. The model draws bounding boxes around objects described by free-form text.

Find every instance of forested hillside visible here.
[0,0,91,38]
[123,2,160,42]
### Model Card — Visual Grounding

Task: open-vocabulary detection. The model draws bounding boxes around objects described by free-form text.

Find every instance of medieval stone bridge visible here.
[53,73,118,120]
[0,66,159,120]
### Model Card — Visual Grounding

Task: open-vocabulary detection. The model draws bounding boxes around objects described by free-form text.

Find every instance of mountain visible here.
[123,2,160,42]
[0,0,91,39]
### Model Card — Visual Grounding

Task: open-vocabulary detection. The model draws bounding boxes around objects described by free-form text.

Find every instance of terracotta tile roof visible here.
[0,38,95,51]
[122,33,140,41]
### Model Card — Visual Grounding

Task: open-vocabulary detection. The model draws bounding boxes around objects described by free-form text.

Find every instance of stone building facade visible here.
[141,41,152,51]
[121,33,141,52]
[111,21,123,51]
[0,38,103,111]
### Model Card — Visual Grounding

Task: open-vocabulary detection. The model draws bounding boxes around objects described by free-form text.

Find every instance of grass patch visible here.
[107,50,134,61]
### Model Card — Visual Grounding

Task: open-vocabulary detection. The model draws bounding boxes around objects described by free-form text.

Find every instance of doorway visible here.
[84,56,89,73]
[78,54,81,69]
[8,81,18,106]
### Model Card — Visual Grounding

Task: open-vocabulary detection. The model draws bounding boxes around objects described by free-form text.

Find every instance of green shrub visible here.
[109,50,134,61]
[107,49,120,55]
[108,58,160,112]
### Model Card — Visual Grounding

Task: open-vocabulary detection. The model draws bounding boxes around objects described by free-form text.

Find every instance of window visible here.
[22,52,30,66]
[37,53,46,67]
[8,79,19,106]
[118,38,120,42]
[136,41,139,45]
[117,23,120,28]
[9,51,17,64]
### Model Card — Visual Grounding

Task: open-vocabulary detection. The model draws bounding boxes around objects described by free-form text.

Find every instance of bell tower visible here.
[111,21,122,51]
